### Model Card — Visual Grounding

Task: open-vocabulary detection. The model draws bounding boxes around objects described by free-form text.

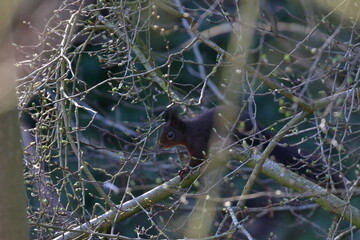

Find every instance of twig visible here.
[238,110,309,208]
[226,206,254,240]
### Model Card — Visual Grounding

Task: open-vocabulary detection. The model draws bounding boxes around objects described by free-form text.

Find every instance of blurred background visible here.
[6,0,360,239]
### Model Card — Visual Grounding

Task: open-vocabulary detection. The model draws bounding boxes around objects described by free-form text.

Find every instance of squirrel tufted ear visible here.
[164,105,182,122]
[164,105,186,129]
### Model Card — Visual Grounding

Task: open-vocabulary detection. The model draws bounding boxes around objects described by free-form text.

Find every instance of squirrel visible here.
[158,106,344,188]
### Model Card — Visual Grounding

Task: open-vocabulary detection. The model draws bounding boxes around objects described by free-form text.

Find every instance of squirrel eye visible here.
[167,132,175,140]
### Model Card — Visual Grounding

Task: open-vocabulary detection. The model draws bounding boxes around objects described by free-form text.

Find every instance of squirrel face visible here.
[158,106,187,148]
[158,121,186,148]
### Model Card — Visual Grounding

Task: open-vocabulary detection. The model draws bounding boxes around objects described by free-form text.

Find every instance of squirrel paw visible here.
[178,166,190,180]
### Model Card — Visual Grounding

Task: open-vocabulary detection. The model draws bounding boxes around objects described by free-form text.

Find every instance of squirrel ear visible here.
[164,105,181,122]
[164,105,184,129]
[163,108,172,122]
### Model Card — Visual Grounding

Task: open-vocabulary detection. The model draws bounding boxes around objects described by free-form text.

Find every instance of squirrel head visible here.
[158,106,187,148]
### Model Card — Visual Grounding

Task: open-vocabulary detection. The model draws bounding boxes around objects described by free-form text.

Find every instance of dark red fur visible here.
[159,106,344,188]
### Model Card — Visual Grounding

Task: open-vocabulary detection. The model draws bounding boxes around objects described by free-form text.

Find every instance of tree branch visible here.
[231,150,360,228]
[53,149,360,239]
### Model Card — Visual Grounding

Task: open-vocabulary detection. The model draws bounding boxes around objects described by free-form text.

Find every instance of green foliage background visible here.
[17,0,360,239]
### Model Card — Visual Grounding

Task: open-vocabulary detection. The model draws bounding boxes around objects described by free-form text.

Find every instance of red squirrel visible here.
[158,106,344,188]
